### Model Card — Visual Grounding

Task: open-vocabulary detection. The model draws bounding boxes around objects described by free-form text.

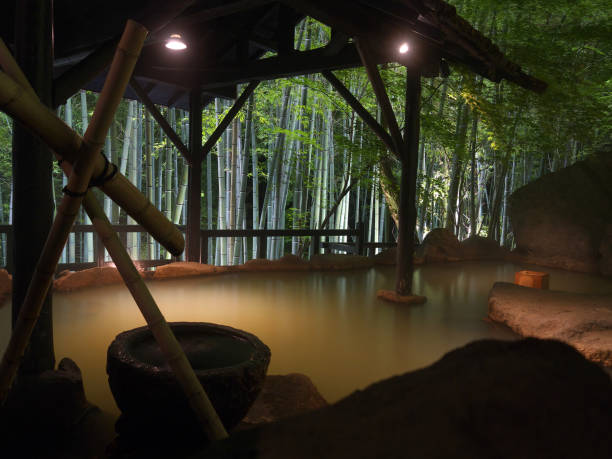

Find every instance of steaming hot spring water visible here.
[1,261,611,418]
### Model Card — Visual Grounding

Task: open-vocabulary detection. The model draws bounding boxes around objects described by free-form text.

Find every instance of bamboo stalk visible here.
[0,20,147,403]
[0,40,184,256]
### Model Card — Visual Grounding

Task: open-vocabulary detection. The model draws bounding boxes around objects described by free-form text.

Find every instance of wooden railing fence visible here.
[0,222,396,273]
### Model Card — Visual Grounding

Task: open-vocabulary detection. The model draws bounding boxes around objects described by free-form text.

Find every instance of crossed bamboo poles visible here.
[0,20,228,441]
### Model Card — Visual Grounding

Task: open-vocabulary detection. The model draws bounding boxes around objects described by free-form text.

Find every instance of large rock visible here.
[53,266,125,291]
[460,235,509,260]
[201,339,612,459]
[488,282,612,367]
[415,228,462,263]
[151,261,223,279]
[509,148,612,275]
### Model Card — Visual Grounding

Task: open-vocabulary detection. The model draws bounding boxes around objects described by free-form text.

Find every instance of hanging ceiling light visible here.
[398,42,410,54]
[165,34,187,50]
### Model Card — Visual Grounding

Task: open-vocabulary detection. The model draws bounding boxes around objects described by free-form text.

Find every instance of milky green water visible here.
[1,261,611,417]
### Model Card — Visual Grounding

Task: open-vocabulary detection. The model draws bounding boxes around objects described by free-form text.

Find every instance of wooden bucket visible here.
[514,270,549,289]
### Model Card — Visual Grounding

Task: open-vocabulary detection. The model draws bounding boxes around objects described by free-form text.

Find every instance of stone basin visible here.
[106,322,271,442]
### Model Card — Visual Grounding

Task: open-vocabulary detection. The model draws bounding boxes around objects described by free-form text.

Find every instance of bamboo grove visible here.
[0,0,609,266]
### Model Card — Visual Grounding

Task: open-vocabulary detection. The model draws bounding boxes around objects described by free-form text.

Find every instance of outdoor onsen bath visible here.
[1,0,611,458]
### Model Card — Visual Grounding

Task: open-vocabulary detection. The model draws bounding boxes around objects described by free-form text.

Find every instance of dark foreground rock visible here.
[0,358,95,448]
[199,339,612,459]
[509,147,612,276]
[488,282,612,366]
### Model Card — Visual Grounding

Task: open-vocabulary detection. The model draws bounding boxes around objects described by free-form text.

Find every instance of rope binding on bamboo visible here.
[60,151,118,196]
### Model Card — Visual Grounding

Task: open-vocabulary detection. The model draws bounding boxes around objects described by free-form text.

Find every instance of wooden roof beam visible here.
[142,42,391,90]
[201,81,259,158]
[52,0,198,108]
[172,0,276,28]
[322,70,396,156]
[130,77,192,164]
[356,40,404,160]
[53,38,118,108]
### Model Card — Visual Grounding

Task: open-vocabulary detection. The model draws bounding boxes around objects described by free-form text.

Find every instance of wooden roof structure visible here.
[1,0,546,110]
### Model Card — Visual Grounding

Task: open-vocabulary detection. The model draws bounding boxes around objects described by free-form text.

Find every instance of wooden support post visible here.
[396,69,421,296]
[311,234,321,258]
[257,233,267,259]
[130,78,192,164]
[356,221,365,256]
[186,90,202,262]
[11,0,55,376]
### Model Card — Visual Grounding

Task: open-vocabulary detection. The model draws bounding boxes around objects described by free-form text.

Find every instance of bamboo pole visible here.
[0,41,184,256]
[0,19,147,403]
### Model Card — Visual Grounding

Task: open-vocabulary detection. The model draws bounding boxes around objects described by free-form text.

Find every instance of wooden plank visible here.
[201,81,260,156]
[322,70,396,157]
[130,77,192,164]
[356,40,404,159]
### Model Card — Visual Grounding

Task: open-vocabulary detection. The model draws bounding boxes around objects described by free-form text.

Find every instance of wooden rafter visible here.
[170,0,276,28]
[130,77,192,164]
[356,40,404,159]
[141,43,396,91]
[52,0,199,108]
[322,70,396,157]
[201,81,260,157]
[53,38,118,108]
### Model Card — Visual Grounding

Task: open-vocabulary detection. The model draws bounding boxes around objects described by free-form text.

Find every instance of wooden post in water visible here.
[351,40,426,303]
[396,69,421,296]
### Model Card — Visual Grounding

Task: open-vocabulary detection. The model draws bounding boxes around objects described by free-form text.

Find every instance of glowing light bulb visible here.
[165,34,187,50]
[399,42,409,54]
